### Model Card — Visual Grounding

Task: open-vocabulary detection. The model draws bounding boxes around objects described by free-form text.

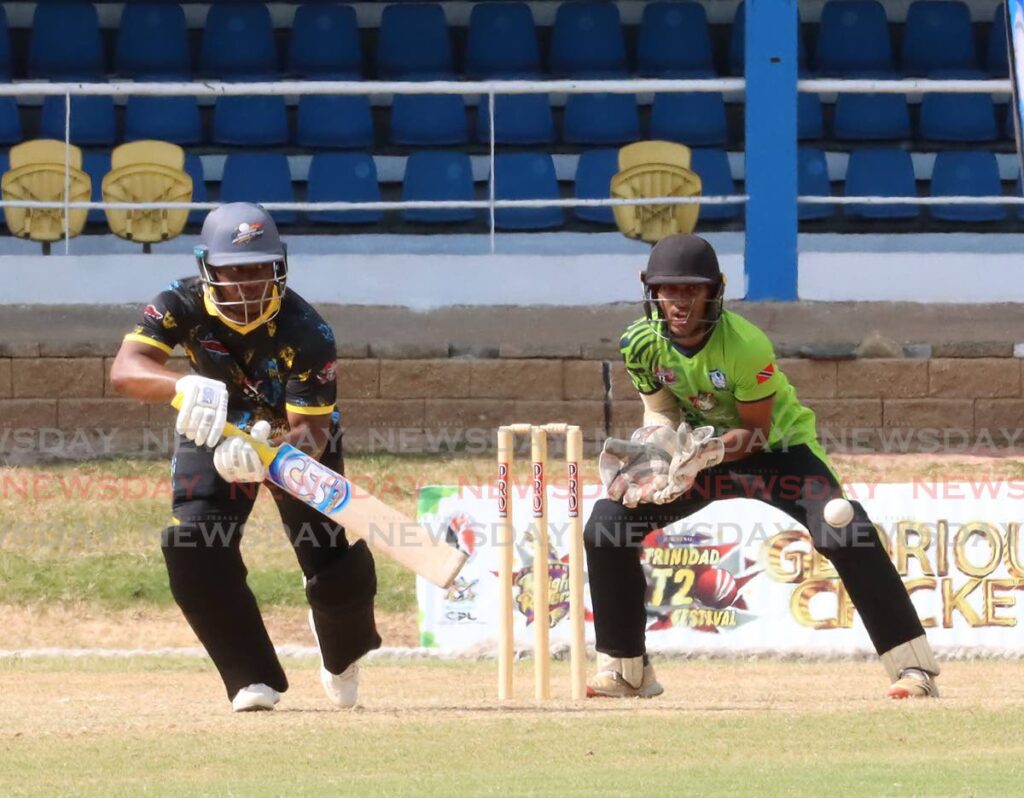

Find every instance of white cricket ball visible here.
[824,498,854,528]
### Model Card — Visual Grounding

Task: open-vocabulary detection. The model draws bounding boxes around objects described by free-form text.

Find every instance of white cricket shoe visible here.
[308,608,360,708]
[587,653,664,699]
[231,683,280,712]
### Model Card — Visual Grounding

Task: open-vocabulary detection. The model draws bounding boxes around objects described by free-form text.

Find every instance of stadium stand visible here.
[400,150,477,224]
[389,94,469,146]
[124,96,202,146]
[307,151,383,224]
[573,148,620,225]
[199,3,278,78]
[637,2,715,76]
[493,152,563,229]
[929,150,1007,222]
[797,148,834,220]
[844,148,920,220]
[550,2,628,77]
[690,148,742,221]
[562,93,641,145]
[29,3,103,79]
[219,152,296,224]
[116,3,190,79]
[297,94,375,149]
[465,2,541,78]
[40,96,116,146]
[476,95,555,145]
[377,3,454,79]
[815,0,894,75]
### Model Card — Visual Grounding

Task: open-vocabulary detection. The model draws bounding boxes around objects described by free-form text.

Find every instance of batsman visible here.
[586,234,939,700]
[110,203,380,712]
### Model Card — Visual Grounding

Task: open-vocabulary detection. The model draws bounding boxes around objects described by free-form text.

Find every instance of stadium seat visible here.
[219,152,296,225]
[919,70,999,142]
[40,96,116,146]
[465,2,541,78]
[798,93,824,140]
[389,94,468,146]
[797,148,833,220]
[730,2,807,75]
[29,3,103,79]
[0,97,21,144]
[81,149,111,225]
[573,148,619,224]
[493,152,563,230]
[307,152,382,224]
[638,2,714,76]
[563,94,640,145]
[102,141,192,243]
[1006,104,1019,142]
[116,3,190,78]
[1,140,91,243]
[843,148,919,219]
[988,4,1009,76]
[902,1,976,75]
[929,150,1006,222]
[690,148,742,221]
[833,93,912,140]
[611,141,700,242]
[213,96,289,146]
[815,1,893,75]
[401,151,477,224]
[200,4,278,78]
[377,4,453,79]
[0,7,12,81]
[184,153,206,225]
[477,94,555,145]
[551,2,628,77]
[125,96,202,145]
[650,90,728,146]
[297,95,374,148]
[288,4,362,77]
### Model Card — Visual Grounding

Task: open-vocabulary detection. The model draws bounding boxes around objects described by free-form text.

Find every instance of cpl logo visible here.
[497,462,509,518]
[532,461,544,518]
[567,461,579,518]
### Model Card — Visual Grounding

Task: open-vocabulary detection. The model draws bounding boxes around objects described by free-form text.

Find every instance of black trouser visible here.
[584,444,925,659]
[162,430,381,699]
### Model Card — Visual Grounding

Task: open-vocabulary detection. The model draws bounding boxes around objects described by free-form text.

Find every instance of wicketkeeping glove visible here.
[175,374,229,447]
[599,424,687,508]
[650,425,726,505]
[213,421,272,484]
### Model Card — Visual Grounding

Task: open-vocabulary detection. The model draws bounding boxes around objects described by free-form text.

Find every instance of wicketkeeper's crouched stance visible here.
[587,234,938,700]
[111,203,381,711]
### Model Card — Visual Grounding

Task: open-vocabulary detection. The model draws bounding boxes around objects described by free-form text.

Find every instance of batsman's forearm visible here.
[109,355,181,403]
[277,422,329,460]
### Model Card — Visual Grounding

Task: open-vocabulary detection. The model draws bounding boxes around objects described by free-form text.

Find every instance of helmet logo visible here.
[231,222,265,246]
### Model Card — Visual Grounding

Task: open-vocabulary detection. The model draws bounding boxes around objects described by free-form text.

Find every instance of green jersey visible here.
[619,310,819,450]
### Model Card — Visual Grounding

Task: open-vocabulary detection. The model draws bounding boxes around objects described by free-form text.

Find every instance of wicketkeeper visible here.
[110,203,381,711]
[586,234,939,700]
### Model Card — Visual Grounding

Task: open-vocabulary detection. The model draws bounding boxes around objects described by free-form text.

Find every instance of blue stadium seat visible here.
[41,96,116,146]
[200,4,278,78]
[493,152,563,230]
[833,93,912,139]
[1007,103,1019,142]
[730,2,807,75]
[297,95,374,148]
[389,94,468,145]
[815,1,893,75]
[551,2,628,77]
[477,94,555,145]
[929,150,1006,222]
[798,93,824,140]
[184,153,206,225]
[650,91,728,146]
[638,2,714,76]
[0,97,21,144]
[377,4,453,79]
[902,1,976,75]
[465,2,541,78]
[690,148,742,221]
[213,96,289,146]
[219,152,296,225]
[844,149,919,219]
[798,148,834,220]
[30,3,104,79]
[401,151,477,224]
[124,96,202,145]
[289,4,362,77]
[116,4,190,78]
[920,70,998,142]
[81,150,110,224]
[573,149,619,224]
[988,4,1009,75]
[307,153,382,224]
[0,8,12,81]
[563,94,640,145]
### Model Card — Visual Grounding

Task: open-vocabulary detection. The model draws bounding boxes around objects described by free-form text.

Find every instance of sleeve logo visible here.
[143,304,163,321]
[755,362,775,384]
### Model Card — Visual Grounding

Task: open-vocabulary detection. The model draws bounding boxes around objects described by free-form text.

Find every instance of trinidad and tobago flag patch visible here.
[755,362,775,384]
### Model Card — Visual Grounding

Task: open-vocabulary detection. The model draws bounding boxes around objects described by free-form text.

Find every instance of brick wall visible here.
[1,353,1022,457]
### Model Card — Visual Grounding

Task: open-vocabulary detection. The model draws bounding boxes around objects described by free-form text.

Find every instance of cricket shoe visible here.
[231,683,281,712]
[586,653,664,699]
[887,668,939,699]
[308,608,360,708]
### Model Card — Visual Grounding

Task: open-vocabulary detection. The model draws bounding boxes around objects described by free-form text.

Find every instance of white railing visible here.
[2,76,1020,253]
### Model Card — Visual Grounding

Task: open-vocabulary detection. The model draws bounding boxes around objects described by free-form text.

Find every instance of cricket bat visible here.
[171,395,468,588]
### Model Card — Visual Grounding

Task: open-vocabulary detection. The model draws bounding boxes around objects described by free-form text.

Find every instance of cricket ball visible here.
[693,568,738,609]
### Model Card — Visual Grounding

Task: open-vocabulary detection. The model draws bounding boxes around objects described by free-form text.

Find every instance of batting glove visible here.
[213,421,272,484]
[175,374,229,447]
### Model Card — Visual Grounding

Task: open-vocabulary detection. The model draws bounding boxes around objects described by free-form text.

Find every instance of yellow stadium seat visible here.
[612,140,702,243]
[1,139,92,246]
[102,140,192,245]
